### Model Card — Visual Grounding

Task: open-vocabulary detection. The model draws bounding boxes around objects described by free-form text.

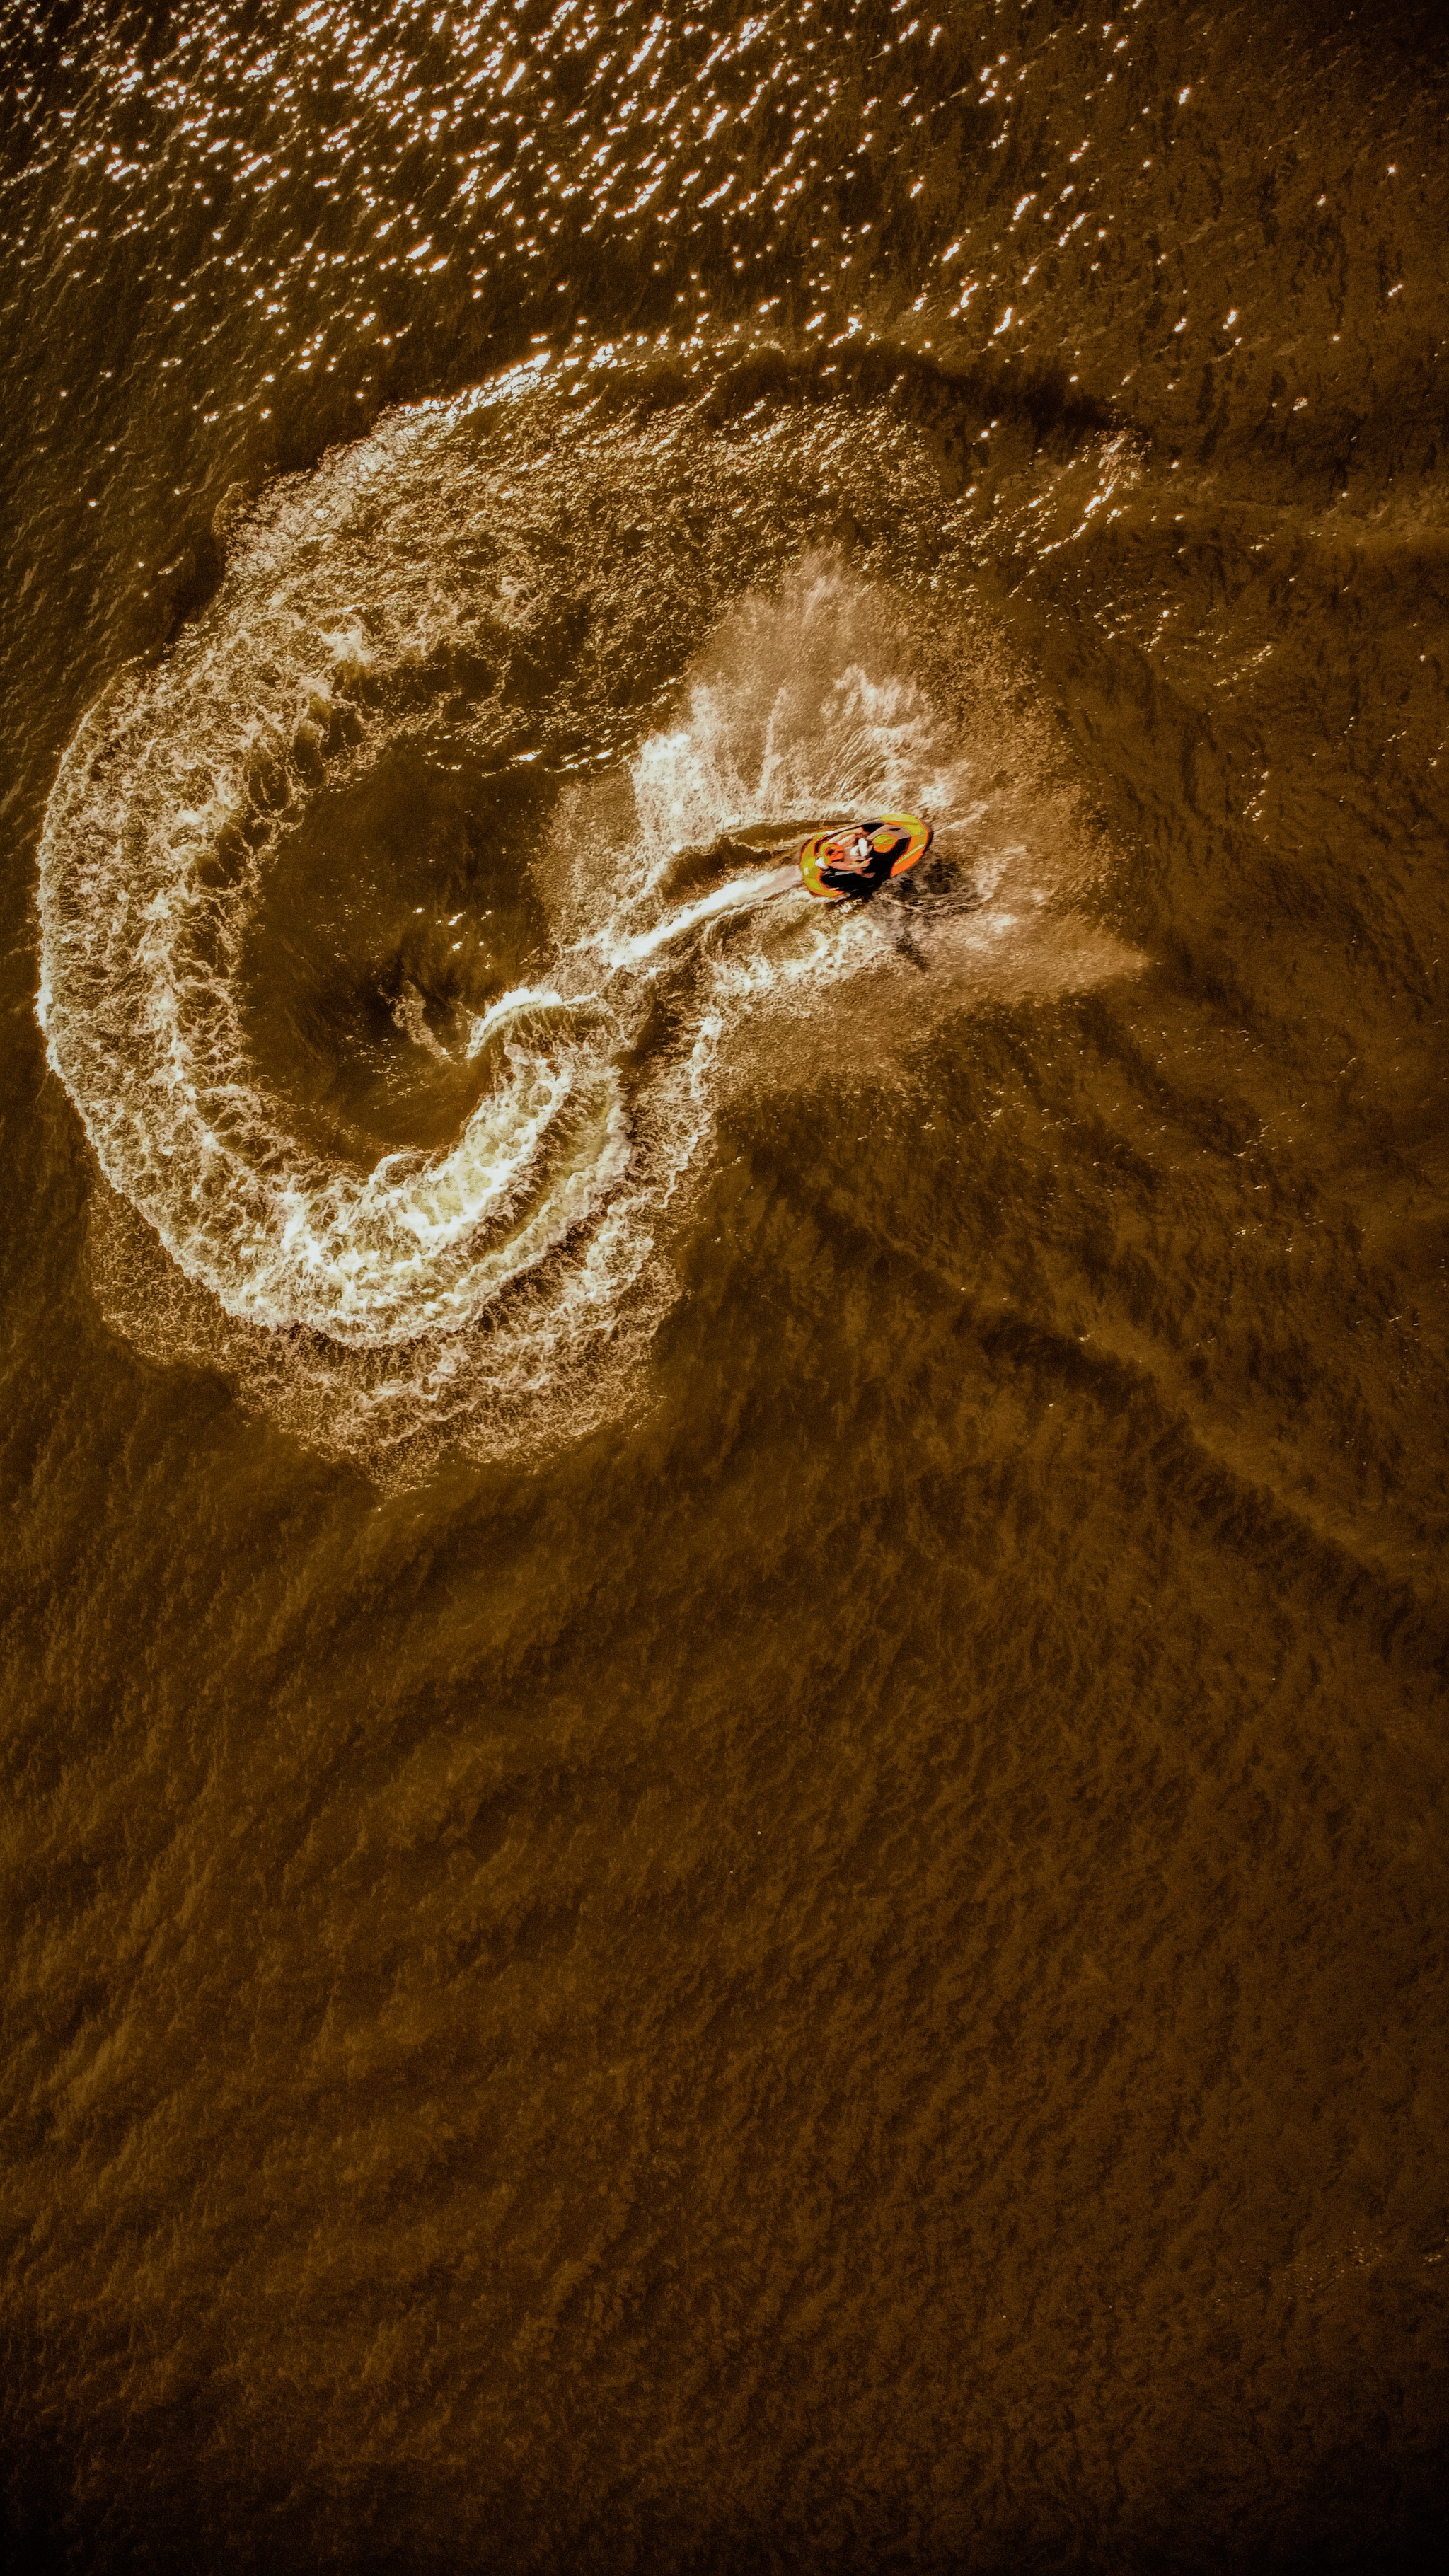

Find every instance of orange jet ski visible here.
[797,813,933,902]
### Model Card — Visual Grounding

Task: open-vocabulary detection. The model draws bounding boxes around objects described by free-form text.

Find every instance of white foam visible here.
[464,987,573,1056]
[38,386,1128,1477]
[600,864,800,968]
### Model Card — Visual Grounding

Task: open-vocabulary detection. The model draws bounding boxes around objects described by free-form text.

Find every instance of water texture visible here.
[1,4,1446,2570]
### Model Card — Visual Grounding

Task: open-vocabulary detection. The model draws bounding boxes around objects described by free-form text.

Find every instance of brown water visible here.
[3,4,1447,2569]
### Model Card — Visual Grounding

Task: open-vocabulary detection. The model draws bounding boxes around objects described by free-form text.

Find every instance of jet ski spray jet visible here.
[572,812,937,998]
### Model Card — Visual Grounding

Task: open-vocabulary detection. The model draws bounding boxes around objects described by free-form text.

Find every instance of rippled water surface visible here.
[3,4,1446,2570]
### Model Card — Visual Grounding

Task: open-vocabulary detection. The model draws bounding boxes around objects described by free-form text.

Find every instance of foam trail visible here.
[465,988,573,1058]
[38,383,1129,1475]
[601,864,802,968]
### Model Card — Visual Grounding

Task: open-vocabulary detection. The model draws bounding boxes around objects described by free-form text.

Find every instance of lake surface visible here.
[2,4,1445,2568]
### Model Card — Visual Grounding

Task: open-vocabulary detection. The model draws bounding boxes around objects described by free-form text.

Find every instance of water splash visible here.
[39,370,1134,1480]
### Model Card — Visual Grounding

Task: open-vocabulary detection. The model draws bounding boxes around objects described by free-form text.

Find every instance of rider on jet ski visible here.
[814,817,924,901]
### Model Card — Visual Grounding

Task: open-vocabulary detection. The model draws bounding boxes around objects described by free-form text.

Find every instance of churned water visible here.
[2,5,1445,2570]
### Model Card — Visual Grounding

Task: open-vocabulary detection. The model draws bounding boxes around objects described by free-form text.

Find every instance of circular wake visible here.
[38,359,1128,1479]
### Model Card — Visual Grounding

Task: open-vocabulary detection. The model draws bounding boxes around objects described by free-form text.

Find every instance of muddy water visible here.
[2,4,1446,2569]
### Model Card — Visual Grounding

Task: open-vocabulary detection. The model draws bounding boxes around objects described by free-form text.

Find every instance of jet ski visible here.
[797,813,933,902]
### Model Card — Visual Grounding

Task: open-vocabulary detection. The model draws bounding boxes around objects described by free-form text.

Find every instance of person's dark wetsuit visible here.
[817,820,919,901]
